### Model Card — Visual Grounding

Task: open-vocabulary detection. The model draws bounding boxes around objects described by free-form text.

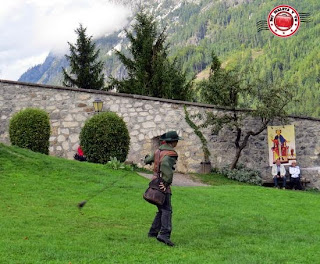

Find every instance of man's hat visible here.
[160,131,183,142]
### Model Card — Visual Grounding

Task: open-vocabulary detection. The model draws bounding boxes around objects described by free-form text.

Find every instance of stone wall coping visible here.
[0,79,239,111]
[1,79,320,122]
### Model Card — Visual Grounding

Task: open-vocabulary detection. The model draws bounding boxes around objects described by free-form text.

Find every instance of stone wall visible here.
[1,80,320,187]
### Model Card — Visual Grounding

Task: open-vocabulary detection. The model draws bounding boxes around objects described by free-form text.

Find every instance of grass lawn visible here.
[1,143,320,263]
[192,172,247,186]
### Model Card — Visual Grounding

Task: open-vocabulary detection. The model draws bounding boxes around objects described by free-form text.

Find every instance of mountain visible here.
[18,0,320,117]
[19,53,67,84]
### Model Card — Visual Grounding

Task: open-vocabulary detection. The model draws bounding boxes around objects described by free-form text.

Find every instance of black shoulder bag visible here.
[143,150,165,206]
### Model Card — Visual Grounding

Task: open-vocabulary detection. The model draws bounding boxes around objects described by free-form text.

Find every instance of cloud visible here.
[0,0,131,80]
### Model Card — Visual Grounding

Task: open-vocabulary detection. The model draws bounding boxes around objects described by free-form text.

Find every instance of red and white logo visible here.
[268,5,300,38]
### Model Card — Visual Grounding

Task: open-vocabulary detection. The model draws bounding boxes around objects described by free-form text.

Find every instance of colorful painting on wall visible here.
[267,125,296,166]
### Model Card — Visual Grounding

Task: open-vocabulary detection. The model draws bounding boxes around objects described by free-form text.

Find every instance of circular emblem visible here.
[268,5,300,37]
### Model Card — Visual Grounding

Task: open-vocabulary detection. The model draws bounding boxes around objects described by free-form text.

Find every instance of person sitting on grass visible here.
[74,145,87,162]
[272,158,287,189]
[289,161,302,190]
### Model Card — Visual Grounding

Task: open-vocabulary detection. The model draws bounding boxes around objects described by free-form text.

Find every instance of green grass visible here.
[1,143,320,263]
[192,172,246,186]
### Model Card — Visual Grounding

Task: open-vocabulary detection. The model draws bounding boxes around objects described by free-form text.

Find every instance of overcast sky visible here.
[0,0,131,81]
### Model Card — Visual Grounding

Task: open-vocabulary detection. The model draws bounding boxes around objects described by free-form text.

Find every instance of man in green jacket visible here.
[144,131,182,247]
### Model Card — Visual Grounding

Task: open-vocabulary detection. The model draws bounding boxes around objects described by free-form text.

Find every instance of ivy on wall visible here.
[184,105,211,162]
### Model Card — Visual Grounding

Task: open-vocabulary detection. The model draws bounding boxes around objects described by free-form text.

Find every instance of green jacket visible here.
[144,144,178,186]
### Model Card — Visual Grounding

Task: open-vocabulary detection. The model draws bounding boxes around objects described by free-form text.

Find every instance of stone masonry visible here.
[1,80,320,187]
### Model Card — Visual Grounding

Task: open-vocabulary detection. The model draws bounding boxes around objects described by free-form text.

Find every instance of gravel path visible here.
[138,172,209,187]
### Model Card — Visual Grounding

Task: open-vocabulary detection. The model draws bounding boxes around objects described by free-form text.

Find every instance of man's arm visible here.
[144,153,155,165]
[289,166,294,175]
[271,165,277,177]
[289,166,300,176]
[160,155,177,186]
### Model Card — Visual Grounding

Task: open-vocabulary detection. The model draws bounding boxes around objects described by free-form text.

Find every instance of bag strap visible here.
[153,149,178,178]
[153,149,162,178]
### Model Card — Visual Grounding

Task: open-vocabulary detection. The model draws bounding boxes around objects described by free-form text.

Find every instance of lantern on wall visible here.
[93,99,103,112]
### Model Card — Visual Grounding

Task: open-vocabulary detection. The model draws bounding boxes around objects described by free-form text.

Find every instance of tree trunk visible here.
[230,122,268,170]
[230,148,242,169]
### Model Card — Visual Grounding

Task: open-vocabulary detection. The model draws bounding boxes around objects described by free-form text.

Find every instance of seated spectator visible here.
[74,145,87,162]
[272,158,287,189]
[289,161,302,190]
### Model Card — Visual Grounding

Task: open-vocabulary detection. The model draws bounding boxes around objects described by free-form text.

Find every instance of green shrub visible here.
[220,164,262,185]
[105,157,134,171]
[80,112,130,164]
[9,108,51,154]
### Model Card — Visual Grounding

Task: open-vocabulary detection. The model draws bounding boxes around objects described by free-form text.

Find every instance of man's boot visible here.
[157,210,174,246]
[157,235,174,246]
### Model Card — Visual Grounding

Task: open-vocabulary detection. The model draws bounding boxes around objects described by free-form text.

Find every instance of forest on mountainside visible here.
[168,0,320,116]
[18,0,320,117]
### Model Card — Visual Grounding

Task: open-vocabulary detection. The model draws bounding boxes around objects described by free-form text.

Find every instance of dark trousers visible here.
[149,193,172,238]
[273,176,286,188]
[74,153,87,162]
[291,177,303,190]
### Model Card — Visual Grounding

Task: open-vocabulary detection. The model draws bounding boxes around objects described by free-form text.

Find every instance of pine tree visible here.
[108,9,193,100]
[62,24,104,90]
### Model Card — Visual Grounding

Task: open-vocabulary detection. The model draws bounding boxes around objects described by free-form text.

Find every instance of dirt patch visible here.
[138,172,209,187]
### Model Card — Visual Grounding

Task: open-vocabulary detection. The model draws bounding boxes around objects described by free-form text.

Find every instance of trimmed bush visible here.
[80,112,130,164]
[220,164,262,185]
[9,108,51,154]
